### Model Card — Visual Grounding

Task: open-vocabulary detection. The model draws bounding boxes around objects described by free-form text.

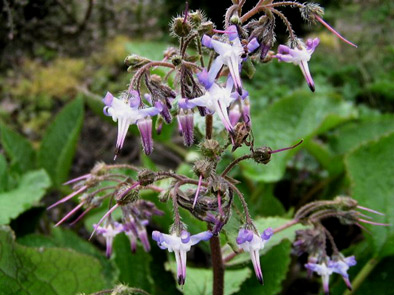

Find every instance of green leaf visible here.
[113,234,154,293]
[0,154,8,192]
[166,262,251,295]
[240,92,356,182]
[0,169,51,225]
[18,227,119,287]
[328,115,394,155]
[0,226,106,295]
[345,132,394,258]
[38,98,84,187]
[225,217,305,266]
[0,124,36,173]
[235,241,292,295]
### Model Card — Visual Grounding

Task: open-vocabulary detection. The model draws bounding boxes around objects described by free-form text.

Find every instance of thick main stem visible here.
[210,235,224,295]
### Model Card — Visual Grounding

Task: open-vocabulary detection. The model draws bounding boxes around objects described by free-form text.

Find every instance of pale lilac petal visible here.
[229,104,241,126]
[181,230,191,243]
[247,38,259,53]
[202,35,213,48]
[211,39,232,56]
[261,227,273,241]
[103,92,114,106]
[299,60,315,92]
[226,25,238,41]
[251,250,263,284]
[190,231,213,245]
[236,229,254,244]
[197,69,214,89]
[208,56,224,83]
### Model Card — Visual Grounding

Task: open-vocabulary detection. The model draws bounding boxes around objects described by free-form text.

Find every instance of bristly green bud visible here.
[124,54,150,71]
[171,16,192,37]
[198,21,214,35]
[171,55,182,66]
[189,10,204,27]
[115,185,139,205]
[230,15,241,25]
[334,196,358,210]
[158,190,171,202]
[300,3,325,23]
[252,146,272,164]
[200,139,221,158]
[138,169,156,186]
[193,159,213,178]
[91,162,107,176]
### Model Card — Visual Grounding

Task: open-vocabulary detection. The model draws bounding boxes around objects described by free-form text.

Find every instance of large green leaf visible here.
[0,169,51,225]
[0,124,36,173]
[0,154,7,192]
[17,227,119,288]
[345,132,394,258]
[328,115,394,155]
[113,234,154,293]
[235,241,292,295]
[38,98,84,187]
[0,226,105,295]
[239,91,356,182]
[225,217,305,266]
[166,262,251,295]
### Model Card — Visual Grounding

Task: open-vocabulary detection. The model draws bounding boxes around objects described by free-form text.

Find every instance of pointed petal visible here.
[299,61,315,92]
[47,185,87,210]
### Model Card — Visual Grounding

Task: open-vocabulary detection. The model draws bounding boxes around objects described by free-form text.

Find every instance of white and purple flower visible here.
[202,25,259,95]
[236,227,273,284]
[152,230,213,285]
[179,76,237,133]
[305,255,356,294]
[274,38,320,92]
[329,255,357,290]
[102,91,162,157]
[94,221,124,258]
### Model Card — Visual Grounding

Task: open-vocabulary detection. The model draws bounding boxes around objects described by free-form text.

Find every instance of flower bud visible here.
[189,10,204,27]
[193,159,213,178]
[300,3,325,23]
[171,17,192,37]
[198,21,214,35]
[200,139,221,158]
[252,146,272,164]
[138,169,156,186]
[124,54,150,70]
[115,185,139,205]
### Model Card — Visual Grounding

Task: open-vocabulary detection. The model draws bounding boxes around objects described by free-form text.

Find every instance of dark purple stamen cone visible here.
[160,104,172,123]
[178,110,194,146]
[137,118,153,155]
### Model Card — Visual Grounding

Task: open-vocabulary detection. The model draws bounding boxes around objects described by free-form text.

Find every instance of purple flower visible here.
[305,260,333,295]
[152,230,213,285]
[329,255,356,290]
[137,117,153,155]
[102,91,162,157]
[177,109,194,146]
[236,227,273,284]
[274,38,320,92]
[94,221,124,258]
[179,77,237,133]
[229,103,242,126]
[202,25,259,95]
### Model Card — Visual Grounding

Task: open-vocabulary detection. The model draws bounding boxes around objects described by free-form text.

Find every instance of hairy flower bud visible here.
[115,185,139,205]
[300,3,325,23]
[189,10,204,27]
[200,139,221,158]
[252,146,272,164]
[193,159,213,178]
[171,17,192,37]
[138,169,156,186]
[198,21,214,35]
[124,54,150,70]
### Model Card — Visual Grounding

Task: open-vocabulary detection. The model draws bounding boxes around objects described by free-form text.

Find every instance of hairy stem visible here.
[206,114,213,139]
[210,235,225,295]
[221,154,253,176]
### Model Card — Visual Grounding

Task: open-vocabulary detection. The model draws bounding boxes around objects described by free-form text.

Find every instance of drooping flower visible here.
[274,38,320,92]
[202,25,259,94]
[94,221,124,258]
[102,91,162,157]
[305,260,333,295]
[152,229,213,285]
[329,255,357,290]
[179,76,237,133]
[122,201,164,253]
[236,227,273,284]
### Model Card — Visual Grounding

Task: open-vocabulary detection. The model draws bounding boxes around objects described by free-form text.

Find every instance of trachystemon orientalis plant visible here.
[49,1,388,294]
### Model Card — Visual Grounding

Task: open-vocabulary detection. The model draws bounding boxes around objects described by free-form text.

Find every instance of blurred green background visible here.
[0,0,393,295]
